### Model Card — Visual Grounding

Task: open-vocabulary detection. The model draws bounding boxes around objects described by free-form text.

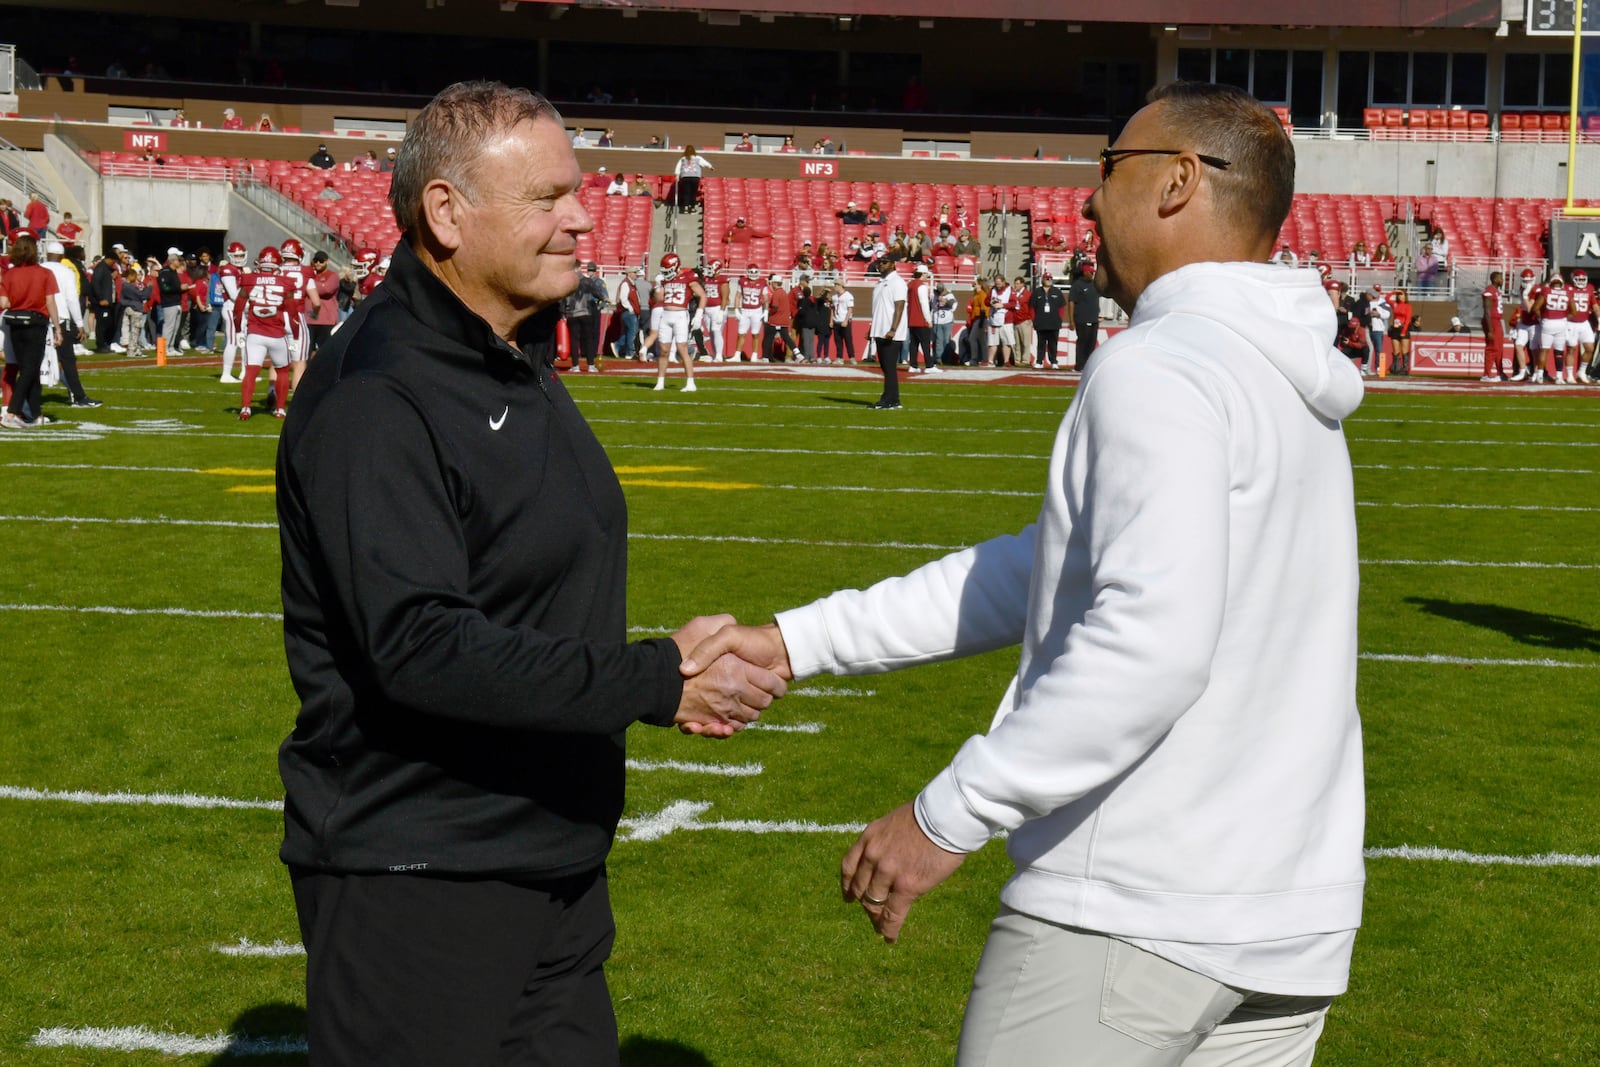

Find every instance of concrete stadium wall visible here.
[1294,140,1600,200]
[103,176,229,230]
[224,190,297,266]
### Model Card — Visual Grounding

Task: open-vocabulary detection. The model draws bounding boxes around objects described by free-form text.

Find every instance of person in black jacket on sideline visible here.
[275,81,786,1067]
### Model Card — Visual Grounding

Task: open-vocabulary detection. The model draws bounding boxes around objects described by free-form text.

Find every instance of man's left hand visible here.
[841,802,965,943]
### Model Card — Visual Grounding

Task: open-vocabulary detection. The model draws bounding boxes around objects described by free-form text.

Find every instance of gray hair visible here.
[389,80,561,239]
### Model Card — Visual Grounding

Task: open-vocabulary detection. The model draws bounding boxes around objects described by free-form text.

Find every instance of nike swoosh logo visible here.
[489,406,508,431]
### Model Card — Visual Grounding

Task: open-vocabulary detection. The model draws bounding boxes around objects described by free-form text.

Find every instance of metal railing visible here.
[233,166,350,264]
[0,132,56,211]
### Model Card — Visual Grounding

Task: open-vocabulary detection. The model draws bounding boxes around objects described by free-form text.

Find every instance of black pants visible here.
[94,301,119,350]
[1074,318,1099,372]
[56,323,89,402]
[875,337,901,405]
[308,323,335,358]
[675,175,700,211]
[908,324,936,369]
[832,322,855,361]
[292,866,619,1067]
[5,315,47,419]
[570,314,600,366]
[1036,327,1061,366]
[763,322,792,361]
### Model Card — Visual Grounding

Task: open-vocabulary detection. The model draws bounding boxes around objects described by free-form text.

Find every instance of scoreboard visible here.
[1526,0,1600,35]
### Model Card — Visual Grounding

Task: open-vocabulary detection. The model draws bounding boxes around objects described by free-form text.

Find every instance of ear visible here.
[1156,154,1204,218]
[420,179,466,253]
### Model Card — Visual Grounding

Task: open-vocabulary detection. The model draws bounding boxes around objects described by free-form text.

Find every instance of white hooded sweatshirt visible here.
[775,262,1367,994]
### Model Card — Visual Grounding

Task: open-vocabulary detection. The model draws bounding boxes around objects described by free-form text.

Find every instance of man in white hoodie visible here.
[681,81,1365,1066]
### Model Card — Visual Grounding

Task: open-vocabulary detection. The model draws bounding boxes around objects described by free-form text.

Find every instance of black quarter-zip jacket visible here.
[276,239,683,879]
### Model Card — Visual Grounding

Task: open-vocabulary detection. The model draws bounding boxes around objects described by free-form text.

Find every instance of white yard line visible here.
[32,1026,306,1056]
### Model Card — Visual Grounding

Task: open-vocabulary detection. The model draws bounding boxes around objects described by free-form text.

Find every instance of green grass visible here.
[2,368,1597,1064]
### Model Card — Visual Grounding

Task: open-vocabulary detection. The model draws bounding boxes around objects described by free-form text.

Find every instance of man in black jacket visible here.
[1067,260,1102,372]
[276,81,785,1066]
[88,249,121,352]
[1030,270,1066,369]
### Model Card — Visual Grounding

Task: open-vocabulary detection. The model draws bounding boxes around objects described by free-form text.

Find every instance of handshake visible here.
[670,615,792,739]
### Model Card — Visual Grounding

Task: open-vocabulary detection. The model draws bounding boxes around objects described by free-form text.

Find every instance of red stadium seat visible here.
[1363,108,1384,129]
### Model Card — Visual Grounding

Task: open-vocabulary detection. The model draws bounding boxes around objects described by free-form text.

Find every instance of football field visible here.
[2,365,1597,1065]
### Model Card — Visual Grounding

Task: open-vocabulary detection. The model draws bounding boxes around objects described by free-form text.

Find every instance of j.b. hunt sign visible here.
[1550,219,1600,265]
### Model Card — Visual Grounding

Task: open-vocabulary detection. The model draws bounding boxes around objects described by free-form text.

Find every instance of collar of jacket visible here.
[382,237,560,374]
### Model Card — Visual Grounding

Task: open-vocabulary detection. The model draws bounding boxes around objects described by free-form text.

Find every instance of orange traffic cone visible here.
[156,337,168,367]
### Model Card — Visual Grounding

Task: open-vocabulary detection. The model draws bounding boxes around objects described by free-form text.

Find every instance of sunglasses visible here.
[1099,148,1232,183]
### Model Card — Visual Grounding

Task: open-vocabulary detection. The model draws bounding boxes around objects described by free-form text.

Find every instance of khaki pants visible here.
[958,908,1333,1067]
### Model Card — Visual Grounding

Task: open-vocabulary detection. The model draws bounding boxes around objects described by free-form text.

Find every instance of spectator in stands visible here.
[865,201,887,227]
[587,166,611,190]
[864,232,888,260]
[1035,225,1066,252]
[171,109,187,127]
[221,107,244,131]
[359,150,380,172]
[885,233,908,263]
[606,171,629,196]
[55,212,82,247]
[646,135,663,149]
[597,129,615,148]
[585,86,612,105]
[379,147,397,173]
[778,135,797,153]
[673,145,712,212]
[23,193,50,239]
[955,229,980,257]
[1429,226,1449,258]
[931,224,957,260]
[571,128,592,148]
[723,216,768,247]
[1373,241,1393,264]
[317,180,343,201]
[820,136,836,154]
[837,200,867,225]
[1413,243,1442,287]
[106,58,127,78]
[630,176,653,196]
[818,248,838,274]
[1270,244,1298,267]
[734,133,755,152]
[793,243,813,271]
[847,238,866,261]
[137,145,166,167]
[309,144,335,169]
[0,234,63,428]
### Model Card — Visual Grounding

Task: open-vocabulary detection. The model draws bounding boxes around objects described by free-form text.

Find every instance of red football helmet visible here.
[660,252,681,272]
[1521,268,1537,281]
[746,263,760,278]
[1550,274,1566,287]
[279,237,305,264]
[705,259,723,277]
[1574,269,1589,286]
[353,248,379,279]
[226,241,248,267]
[256,246,283,273]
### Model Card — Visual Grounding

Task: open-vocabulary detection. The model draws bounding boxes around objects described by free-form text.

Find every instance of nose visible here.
[1081,193,1099,224]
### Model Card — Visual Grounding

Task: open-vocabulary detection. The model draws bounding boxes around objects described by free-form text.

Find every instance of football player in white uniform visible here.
[278,237,322,393]
[653,252,707,392]
[699,259,729,362]
[732,263,768,362]
[1565,268,1595,383]
[217,241,249,382]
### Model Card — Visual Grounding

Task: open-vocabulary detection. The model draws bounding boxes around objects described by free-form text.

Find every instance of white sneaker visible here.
[179,340,191,351]
[74,344,89,356]
[713,354,724,363]
[1509,368,1528,382]
[926,365,943,374]
[0,412,25,429]
[909,366,922,374]
[1580,367,1592,383]
[682,380,697,393]
[652,378,665,391]
[1566,372,1578,383]
[1480,374,1501,382]
[220,374,239,383]
[110,343,125,353]
[1532,370,1545,383]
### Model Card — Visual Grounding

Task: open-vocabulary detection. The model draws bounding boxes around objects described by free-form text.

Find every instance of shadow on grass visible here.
[203,1002,307,1065]
[821,395,882,407]
[622,1035,716,1066]
[1403,597,1600,652]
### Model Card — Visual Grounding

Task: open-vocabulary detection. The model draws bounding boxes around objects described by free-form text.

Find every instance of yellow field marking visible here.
[613,465,702,474]
[226,486,278,494]
[202,467,274,476]
[618,478,759,491]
